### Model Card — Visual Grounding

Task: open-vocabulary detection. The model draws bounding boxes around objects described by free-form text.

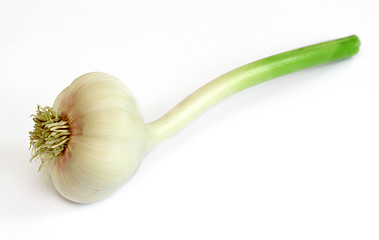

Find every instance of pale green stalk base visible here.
[146,35,360,149]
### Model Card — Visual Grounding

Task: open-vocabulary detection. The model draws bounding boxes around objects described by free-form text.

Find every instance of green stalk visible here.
[146,35,360,149]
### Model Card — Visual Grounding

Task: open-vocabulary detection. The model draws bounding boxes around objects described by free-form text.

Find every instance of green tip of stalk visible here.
[29,105,71,171]
[350,35,360,52]
[334,34,360,58]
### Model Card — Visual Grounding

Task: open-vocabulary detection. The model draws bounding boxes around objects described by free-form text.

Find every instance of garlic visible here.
[29,35,360,203]
[31,73,146,203]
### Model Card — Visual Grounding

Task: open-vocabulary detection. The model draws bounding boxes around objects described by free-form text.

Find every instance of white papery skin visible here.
[48,72,146,203]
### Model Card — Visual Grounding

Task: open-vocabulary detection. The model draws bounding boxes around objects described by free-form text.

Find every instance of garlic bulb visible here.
[31,73,146,203]
[29,35,360,203]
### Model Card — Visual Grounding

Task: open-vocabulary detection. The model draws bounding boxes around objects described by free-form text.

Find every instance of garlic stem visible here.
[146,35,360,149]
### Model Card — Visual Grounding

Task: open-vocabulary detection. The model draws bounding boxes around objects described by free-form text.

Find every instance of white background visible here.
[1,0,378,239]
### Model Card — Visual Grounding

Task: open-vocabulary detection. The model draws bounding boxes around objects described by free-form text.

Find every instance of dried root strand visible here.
[29,105,71,171]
